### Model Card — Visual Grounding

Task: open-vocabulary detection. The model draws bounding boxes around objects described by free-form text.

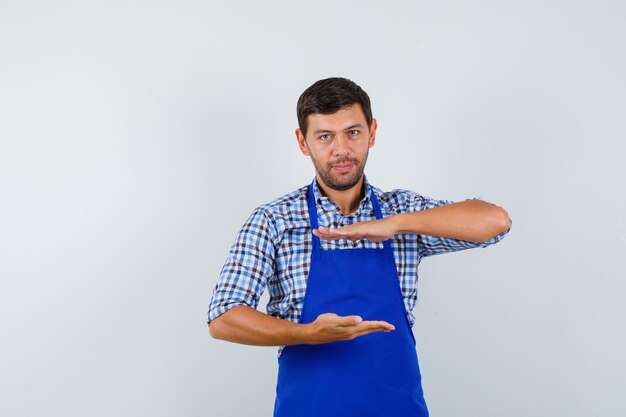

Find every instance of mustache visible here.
[328,157,359,167]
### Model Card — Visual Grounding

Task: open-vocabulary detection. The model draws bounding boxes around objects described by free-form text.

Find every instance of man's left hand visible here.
[312,218,397,243]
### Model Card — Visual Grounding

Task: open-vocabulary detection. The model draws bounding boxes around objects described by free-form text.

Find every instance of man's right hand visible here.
[209,306,394,347]
[305,312,395,344]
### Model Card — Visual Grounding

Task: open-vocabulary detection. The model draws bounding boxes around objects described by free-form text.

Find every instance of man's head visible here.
[297,77,373,137]
[296,77,377,191]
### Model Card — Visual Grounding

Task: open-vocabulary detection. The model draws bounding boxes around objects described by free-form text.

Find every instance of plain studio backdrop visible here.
[1,1,625,416]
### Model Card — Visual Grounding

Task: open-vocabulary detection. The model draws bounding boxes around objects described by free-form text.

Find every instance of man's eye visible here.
[349,130,359,136]
[320,134,331,141]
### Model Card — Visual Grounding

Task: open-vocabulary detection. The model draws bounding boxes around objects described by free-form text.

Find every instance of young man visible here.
[207,77,512,416]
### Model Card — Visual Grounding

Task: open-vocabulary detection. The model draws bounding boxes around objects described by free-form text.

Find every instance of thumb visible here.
[338,315,363,326]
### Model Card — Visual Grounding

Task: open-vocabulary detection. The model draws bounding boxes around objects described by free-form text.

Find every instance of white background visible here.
[1,1,625,416]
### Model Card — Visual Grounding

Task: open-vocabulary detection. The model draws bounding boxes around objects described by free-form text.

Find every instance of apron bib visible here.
[273,181,429,417]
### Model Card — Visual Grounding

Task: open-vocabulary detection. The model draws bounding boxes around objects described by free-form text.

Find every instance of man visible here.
[207,77,512,416]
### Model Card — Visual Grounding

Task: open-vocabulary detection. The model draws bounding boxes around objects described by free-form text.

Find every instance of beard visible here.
[310,149,369,191]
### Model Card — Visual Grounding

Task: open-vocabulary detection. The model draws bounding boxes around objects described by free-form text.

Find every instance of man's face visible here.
[296,104,377,191]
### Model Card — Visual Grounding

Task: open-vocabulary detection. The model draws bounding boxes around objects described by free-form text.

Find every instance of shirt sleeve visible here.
[207,207,276,325]
[408,194,512,258]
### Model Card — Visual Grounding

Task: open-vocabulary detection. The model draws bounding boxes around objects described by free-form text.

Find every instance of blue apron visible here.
[273,181,429,417]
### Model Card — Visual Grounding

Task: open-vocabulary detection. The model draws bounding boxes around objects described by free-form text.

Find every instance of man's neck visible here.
[316,175,365,216]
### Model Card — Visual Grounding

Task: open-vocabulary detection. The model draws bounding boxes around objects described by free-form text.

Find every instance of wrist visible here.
[391,212,423,235]
[293,322,314,345]
[389,213,409,235]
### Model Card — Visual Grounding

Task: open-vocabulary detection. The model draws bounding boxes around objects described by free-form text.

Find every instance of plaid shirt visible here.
[208,176,511,358]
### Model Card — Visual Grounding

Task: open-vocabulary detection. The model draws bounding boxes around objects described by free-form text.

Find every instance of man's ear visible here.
[368,118,378,148]
[296,128,310,156]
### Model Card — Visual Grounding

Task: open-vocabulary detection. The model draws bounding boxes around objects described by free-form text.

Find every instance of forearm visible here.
[209,305,310,346]
[391,199,511,243]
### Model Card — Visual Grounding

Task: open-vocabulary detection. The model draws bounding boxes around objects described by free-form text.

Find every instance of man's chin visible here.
[323,175,362,191]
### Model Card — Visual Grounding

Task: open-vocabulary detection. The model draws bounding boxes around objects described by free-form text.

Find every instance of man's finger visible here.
[354,320,395,331]
[318,226,350,236]
[314,227,364,241]
[335,315,363,326]
[351,326,395,339]
[312,231,342,241]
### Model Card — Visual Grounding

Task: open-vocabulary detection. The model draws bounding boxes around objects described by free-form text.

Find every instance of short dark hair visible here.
[297,77,372,136]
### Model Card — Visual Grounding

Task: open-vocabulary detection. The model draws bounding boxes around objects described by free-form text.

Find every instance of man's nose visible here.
[332,134,351,155]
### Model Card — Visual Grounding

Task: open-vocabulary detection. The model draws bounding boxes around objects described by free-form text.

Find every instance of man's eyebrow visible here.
[312,124,365,135]
[312,129,334,135]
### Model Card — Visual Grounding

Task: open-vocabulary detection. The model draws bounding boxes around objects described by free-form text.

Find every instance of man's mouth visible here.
[330,159,358,173]
[332,163,354,172]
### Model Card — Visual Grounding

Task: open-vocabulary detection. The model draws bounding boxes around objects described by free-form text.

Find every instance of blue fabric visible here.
[273,181,429,416]
[207,176,512,358]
